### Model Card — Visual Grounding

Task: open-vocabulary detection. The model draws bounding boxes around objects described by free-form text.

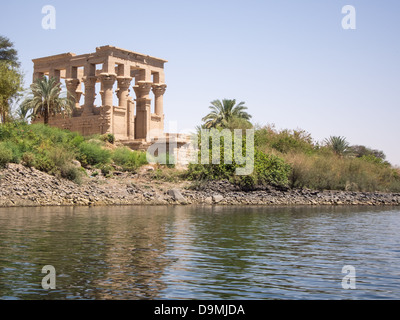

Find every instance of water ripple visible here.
[0,205,399,299]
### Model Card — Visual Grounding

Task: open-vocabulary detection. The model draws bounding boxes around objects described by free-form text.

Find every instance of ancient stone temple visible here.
[31,46,168,148]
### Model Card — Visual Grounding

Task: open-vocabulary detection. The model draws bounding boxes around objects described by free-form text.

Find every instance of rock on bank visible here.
[1,164,400,207]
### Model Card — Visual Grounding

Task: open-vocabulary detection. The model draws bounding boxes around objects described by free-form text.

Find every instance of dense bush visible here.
[0,123,153,182]
[102,133,115,144]
[255,125,315,154]
[77,141,111,167]
[0,122,109,183]
[350,145,386,160]
[0,142,13,168]
[186,131,291,190]
[111,147,148,172]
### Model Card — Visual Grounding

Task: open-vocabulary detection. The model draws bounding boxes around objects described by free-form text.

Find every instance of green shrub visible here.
[359,154,390,167]
[99,164,113,176]
[48,146,75,168]
[101,133,115,144]
[253,150,291,186]
[255,125,315,154]
[0,123,87,183]
[186,131,291,190]
[21,152,35,167]
[60,165,83,184]
[112,147,148,172]
[77,142,111,167]
[0,140,22,163]
[70,135,85,147]
[0,143,13,168]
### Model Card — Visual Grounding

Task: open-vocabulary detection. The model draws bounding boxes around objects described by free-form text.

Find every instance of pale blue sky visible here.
[1,0,399,165]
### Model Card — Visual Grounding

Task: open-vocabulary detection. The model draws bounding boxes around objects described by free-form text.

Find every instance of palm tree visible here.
[324,136,351,156]
[202,99,252,129]
[14,97,32,122]
[21,77,74,124]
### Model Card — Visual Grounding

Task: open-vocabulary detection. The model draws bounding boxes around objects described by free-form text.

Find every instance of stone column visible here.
[49,69,61,82]
[98,73,117,107]
[151,84,167,116]
[32,72,44,82]
[65,79,82,109]
[116,77,132,108]
[133,81,152,140]
[82,76,97,114]
[127,97,135,139]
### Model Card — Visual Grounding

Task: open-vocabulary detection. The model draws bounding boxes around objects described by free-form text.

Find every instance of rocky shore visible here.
[1,163,400,207]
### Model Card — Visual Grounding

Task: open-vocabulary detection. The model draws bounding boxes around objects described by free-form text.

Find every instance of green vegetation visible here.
[202,99,252,129]
[112,146,148,172]
[254,124,400,192]
[323,136,351,156]
[186,131,291,190]
[286,152,400,192]
[0,36,23,124]
[0,142,13,168]
[0,122,149,183]
[21,77,74,124]
[0,35,19,65]
[189,100,400,192]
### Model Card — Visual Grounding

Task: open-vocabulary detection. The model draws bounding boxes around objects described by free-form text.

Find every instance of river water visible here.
[0,205,399,300]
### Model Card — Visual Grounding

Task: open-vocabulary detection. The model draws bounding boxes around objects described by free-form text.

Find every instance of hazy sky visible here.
[1,0,399,165]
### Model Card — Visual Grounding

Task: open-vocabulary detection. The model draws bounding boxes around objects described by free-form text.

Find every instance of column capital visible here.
[116,77,132,107]
[65,78,80,88]
[117,76,132,89]
[98,73,117,87]
[82,76,97,87]
[65,78,81,108]
[133,81,153,98]
[151,83,167,96]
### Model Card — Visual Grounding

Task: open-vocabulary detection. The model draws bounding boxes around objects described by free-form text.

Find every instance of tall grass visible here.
[285,152,400,192]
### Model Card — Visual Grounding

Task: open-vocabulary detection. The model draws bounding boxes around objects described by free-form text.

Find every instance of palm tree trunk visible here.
[44,109,49,124]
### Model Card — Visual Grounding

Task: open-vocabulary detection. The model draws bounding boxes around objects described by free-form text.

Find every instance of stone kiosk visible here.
[31,46,168,149]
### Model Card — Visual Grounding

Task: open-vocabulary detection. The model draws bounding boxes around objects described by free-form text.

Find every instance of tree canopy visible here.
[22,77,74,124]
[202,99,252,129]
[0,35,19,67]
[0,35,24,123]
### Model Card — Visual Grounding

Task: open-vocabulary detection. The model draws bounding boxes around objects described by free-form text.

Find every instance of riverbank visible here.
[1,163,400,207]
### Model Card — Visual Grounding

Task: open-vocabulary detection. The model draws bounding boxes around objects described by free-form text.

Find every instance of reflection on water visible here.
[0,205,399,300]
